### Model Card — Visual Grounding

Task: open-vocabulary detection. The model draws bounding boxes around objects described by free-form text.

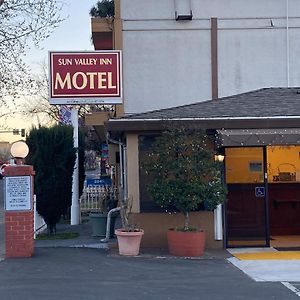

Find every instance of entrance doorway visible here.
[225,145,300,248]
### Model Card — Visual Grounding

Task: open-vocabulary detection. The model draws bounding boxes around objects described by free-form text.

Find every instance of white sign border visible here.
[5,176,32,211]
[48,50,123,106]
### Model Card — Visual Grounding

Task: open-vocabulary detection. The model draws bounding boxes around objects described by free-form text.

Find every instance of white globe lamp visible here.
[10,141,29,165]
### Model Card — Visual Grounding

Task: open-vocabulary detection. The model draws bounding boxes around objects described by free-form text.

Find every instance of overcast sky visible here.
[3,0,98,142]
[26,0,97,71]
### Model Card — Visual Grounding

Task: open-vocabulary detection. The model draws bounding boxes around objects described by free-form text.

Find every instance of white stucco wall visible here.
[218,27,287,97]
[120,0,300,114]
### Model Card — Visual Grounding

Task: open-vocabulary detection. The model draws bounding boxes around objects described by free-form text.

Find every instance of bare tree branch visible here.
[0,0,65,108]
[17,62,117,127]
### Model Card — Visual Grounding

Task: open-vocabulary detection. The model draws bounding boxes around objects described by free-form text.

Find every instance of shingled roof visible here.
[107,88,300,132]
[123,88,300,120]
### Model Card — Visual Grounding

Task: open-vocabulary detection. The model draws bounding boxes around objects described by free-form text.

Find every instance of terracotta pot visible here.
[167,229,205,257]
[115,228,144,256]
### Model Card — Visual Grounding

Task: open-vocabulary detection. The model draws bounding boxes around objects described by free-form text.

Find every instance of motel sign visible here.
[49,51,122,105]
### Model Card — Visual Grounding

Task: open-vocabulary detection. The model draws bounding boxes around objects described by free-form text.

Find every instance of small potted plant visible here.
[114,196,144,256]
[143,127,227,257]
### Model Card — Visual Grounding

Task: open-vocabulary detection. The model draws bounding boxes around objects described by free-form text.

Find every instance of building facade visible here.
[107,88,300,249]
[119,0,300,113]
[90,0,300,249]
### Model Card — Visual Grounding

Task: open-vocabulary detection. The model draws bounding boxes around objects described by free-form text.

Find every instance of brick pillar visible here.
[4,165,35,258]
[5,211,34,257]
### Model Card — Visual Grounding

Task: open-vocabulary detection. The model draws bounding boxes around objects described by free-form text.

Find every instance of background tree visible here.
[0,0,64,109]
[19,62,60,126]
[26,125,81,234]
[0,145,11,164]
[90,0,114,17]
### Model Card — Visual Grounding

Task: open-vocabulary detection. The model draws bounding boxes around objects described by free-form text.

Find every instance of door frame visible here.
[224,146,270,248]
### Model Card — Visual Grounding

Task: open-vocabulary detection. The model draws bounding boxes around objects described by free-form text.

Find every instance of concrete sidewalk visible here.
[35,219,109,250]
[227,248,300,282]
[35,218,231,260]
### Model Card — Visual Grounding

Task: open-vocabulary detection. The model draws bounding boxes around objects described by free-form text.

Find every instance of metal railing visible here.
[80,185,115,213]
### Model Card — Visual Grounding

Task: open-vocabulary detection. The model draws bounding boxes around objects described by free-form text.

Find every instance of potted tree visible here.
[114,196,144,256]
[143,127,227,257]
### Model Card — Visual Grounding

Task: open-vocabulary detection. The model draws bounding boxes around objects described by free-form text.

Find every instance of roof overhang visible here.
[216,128,300,147]
[106,117,300,135]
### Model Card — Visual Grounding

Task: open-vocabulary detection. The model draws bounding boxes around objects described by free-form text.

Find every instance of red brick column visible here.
[5,211,34,258]
[4,165,35,258]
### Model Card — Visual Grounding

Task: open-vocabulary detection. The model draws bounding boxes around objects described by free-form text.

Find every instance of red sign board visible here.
[49,51,122,105]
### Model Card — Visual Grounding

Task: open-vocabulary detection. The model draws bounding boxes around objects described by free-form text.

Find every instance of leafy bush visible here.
[143,128,227,231]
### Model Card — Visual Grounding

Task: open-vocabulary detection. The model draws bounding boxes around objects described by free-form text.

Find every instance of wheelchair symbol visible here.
[255,187,265,197]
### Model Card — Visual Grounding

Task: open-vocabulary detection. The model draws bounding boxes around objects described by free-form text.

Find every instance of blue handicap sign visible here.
[255,187,265,197]
[86,178,112,186]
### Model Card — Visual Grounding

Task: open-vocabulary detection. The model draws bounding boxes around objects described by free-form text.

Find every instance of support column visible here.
[4,165,35,258]
[71,108,80,225]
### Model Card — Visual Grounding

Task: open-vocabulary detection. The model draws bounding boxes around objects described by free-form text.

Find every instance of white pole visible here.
[123,145,127,199]
[71,108,80,225]
[214,204,223,240]
[119,141,123,189]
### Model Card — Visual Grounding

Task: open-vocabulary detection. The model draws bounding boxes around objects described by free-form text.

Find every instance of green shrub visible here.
[26,125,79,234]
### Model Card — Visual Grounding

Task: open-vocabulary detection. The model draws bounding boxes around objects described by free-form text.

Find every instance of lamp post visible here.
[10,141,29,165]
[4,140,35,258]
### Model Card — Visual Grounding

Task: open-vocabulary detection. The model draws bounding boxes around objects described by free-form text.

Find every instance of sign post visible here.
[49,50,122,226]
[4,165,35,258]
[70,108,80,225]
[49,51,122,105]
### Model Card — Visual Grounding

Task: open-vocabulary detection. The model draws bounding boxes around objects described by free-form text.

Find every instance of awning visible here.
[216,128,300,147]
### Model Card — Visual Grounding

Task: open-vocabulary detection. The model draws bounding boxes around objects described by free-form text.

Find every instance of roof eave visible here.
[105,117,300,133]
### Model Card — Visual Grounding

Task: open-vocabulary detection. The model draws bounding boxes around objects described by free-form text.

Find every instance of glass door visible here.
[225,147,269,247]
[267,146,300,240]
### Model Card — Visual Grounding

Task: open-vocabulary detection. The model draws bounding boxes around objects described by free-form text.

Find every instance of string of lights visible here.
[216,128,300,146]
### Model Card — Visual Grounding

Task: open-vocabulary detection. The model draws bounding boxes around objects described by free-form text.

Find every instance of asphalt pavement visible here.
[0,247,298,300]
[0,179,299,299]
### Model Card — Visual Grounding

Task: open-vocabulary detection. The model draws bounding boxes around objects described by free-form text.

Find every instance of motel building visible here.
[87,0,300,249]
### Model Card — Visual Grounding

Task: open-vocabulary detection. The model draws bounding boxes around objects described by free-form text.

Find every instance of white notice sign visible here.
[5,176,32,211]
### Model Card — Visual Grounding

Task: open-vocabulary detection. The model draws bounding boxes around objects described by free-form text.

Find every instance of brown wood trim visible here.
[106,118,300,133]
[211,17,218,100]
[113,0,124,116]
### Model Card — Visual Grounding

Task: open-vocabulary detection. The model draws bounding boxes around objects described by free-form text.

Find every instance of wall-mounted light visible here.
[215,154,225,162]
